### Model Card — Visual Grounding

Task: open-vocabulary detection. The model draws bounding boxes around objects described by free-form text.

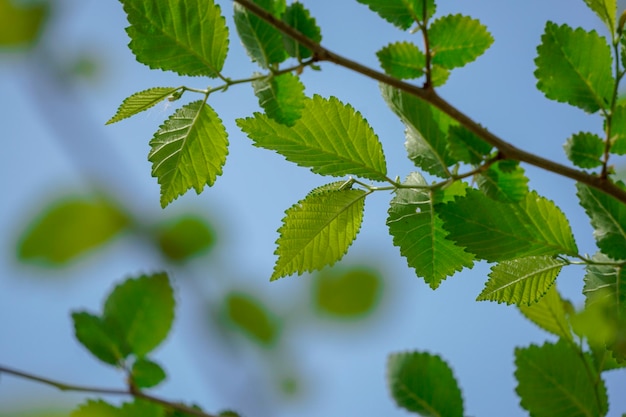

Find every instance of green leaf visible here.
[447,125,492,165]
[252,72,305,126]
[106,87,180,125]
[225,292,279,345]
[237,95,387,181]
[272,182,367,280]
[577,182,626,259]
[387,351,464,417]
[17,196,128,265]
[131,358,167,389]
[234,0,287,69]
[439,189,578,262]
[477,161,529,203]
[519,285,573,340]
[72,312,124,365]
[120,0,229,77]
[583,0,616,33]
[0,0,47,47]
[430,65,450,87]
[103,273,175,357]
[377,42,425,79]
[381,84,456,177]
[387,173,474,289]
[282,2,321,60]
[610,104,626,154]
[535,22,614,113]
[149,100,228,208]
[515,340,608,417]
[155,215,216,262]
[313,267,382,318]
[355,0,436,30]
[428,14,494,70]
[564,132,605,168]
[71,400,121,417]
[477,256,566,305]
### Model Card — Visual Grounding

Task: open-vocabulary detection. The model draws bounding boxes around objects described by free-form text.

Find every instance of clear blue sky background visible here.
[2,0,626,416]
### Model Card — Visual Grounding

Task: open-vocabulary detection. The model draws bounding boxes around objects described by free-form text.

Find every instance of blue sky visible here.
[2,0,626,416]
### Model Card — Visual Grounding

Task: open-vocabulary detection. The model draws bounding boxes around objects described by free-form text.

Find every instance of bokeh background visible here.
[2,0,626,416]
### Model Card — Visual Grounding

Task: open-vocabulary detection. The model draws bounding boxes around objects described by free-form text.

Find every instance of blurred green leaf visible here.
[72,311,125,365]
[225,292,279,346]
[0,0,47,47]
[71,400,122,417]
[518,285,573,341]
[17,196,128,265]
[282,2,321,60]
[583,0,616,32]
[313,267,382,318]
[156,215,216,262]
[131,358,167,389]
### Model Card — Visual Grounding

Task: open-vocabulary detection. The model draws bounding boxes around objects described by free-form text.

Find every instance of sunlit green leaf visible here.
[477,161,529,203]
[252,72,305,126]
[119,400,164,417]
[583,0,616,33]
[477,256,566,305]
[149,100,228,208]
[428,14,494,70]
[103,273,175,357]
[238,95,387,181]
[225,292,279,345]
[71,400,121,417]
[106,87,180,125]
[313,267,382,317]
[518,285,573,340]
[120,0,229,77]
[610,104,626,154]
[355,0,436,29]
[72,312,125,365]
[282,2,321,60]
[131,358,167,389]
[535,22,614,113]
[577,182,626,260]
[387,173,474,289]
[430,64,450,87]
[447,125,492,165]
[387,351,464,417]
[377,42,425,79]
[17,196,128,265]
[515,340,608,417]
[439,189,578,262]
[0,0,47,47]
[564,132,604,168]
[234,0,287,68]
[155,215,216,262]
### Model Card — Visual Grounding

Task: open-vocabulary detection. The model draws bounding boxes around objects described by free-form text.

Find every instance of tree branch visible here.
[231,0,626,205]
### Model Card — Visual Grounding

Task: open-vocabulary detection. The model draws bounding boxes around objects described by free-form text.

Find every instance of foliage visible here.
[3,0,626,416]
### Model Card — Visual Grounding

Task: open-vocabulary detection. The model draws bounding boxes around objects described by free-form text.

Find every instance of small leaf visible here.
[563,132,604,168]
[0,0,47,47]
[237,95,387,181]
[535,22,614,113]
[428,14,494,70]
[583,0,617,33]
[155,215,216,262]
[149,100,228,208]
[439,189,578,262]
[234,0,287,68]
[272,182,367,280]
[252,72,305,126]
[355,0,436,30]
[103,273,175,357]
[121,0,229,77]
[225,292,279,345]
[282,2,321,60]
[17,196,128,265]
[447,125,493,165]
[131,358,167,389]
[577,182,626,260]
[313,267,382,318]
[377,42,425,79]
[106,87,180,125]
[72,312,124,365]
[387,173,474,289]
[477,161,529,203]
[477,256,566,305]
[71,400,121,417]
[515,340,608,417]
[120,400,164,417]
[387,351,464,417]
[518,285,573,340]
[610,104,626,154]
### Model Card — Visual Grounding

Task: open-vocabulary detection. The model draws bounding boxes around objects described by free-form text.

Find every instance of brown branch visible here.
[232,0,626,205]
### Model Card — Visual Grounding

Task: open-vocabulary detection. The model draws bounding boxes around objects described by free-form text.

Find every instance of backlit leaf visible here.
[519,285,573,340]
[387,351,464,417]
[120,0,229,77]
[477,161,529,203]
[237,95,387,181]
[72,312,124,365]
[131,358,167,389]
[377,42,425,79]
[272,182,367,280]
[106,87,180,125]
[439,189,578,262]
[282,2,321,60]
[387,173,474,289]
[583,0,616,33]
[119,400,164,417]
[0,0,47,47]
[356,0,436,30]
[535,22,614,113]
[477,256,566,305]
[515,340,608,417]
[155,215,216,262]
[252,72,305,126]
[234,0,287,68]
[428,14,494,70]
[610,104,626,154]
[564,132,604,168]
[149,100,228,208]
[447,125,492,165]
[225,292,279,345]
[577,182,626,259]
[313,267,382,318]
[71,400,121,417]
